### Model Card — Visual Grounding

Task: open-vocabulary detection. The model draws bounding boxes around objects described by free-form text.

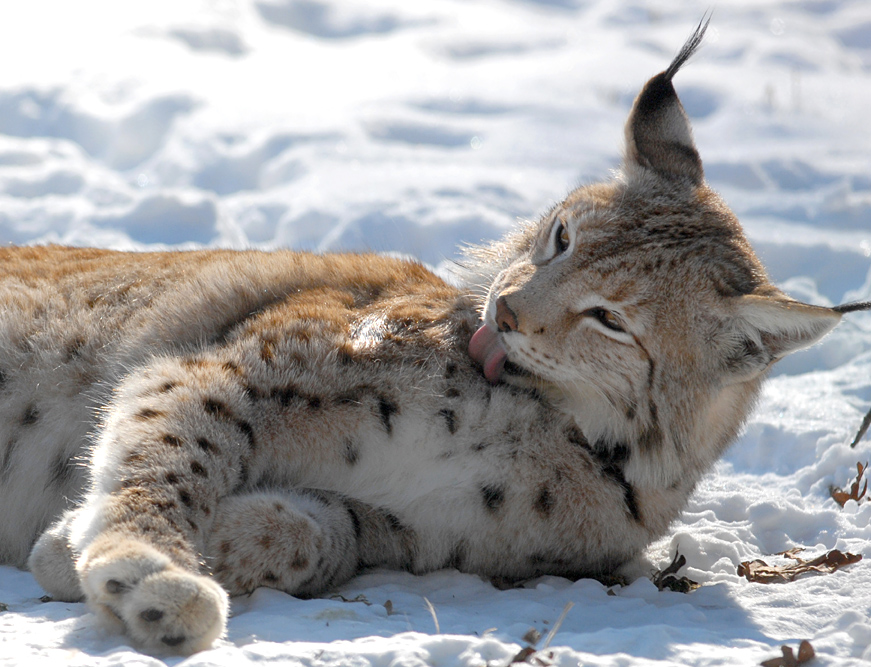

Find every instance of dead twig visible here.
[541,602,574,650]
[508,602,573,665]
[423,597,440,634]
[850,405,871,448]
[329,593,371,605]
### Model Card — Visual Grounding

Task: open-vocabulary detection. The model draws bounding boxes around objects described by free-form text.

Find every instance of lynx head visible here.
[467,20,841,489]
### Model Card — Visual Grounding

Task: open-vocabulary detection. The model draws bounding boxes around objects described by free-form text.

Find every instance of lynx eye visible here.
[584,307,625,333]
[552,220,570,255]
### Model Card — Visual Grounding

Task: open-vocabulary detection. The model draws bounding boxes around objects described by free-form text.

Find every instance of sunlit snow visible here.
[0,1,870,665]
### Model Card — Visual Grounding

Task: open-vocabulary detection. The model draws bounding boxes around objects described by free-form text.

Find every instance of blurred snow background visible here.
[0,1,870,665]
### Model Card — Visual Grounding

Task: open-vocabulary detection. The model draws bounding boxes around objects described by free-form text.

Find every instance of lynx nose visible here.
[495,296,518,333]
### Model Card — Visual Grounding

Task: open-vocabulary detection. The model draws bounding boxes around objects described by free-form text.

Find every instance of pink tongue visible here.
[469,324,507,384]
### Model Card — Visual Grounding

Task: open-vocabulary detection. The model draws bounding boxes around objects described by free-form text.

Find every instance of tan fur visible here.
[0,24,842,655]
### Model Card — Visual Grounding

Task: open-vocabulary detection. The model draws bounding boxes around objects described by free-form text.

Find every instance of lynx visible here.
[0,22,844,655]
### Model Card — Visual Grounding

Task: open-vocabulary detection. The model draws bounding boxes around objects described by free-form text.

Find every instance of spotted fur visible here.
[1,22,842,656]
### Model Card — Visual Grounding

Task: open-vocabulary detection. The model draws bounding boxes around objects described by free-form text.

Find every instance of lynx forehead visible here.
[0,20,842,655]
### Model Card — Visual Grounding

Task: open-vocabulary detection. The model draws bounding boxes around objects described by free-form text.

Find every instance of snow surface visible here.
[1,1,870,665]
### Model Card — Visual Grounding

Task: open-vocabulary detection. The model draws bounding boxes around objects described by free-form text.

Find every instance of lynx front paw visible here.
[28,510,83,602]
[77,537,228,655]
[206,490,358,597]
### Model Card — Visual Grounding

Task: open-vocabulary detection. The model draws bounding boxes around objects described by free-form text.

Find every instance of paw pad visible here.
[140,608,164,622]
[161,635,186,647]
[106,579,128,594]
[79,538,228,654]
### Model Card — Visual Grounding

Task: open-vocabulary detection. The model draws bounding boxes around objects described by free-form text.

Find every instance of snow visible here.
[1,0,870,665]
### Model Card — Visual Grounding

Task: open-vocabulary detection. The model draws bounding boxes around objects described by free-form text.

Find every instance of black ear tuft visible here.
[664,17,710,82]
[623,17,710,186]
[832,301,871,314]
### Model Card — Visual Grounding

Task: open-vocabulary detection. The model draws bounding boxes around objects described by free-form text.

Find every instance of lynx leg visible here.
[61,355,256,654]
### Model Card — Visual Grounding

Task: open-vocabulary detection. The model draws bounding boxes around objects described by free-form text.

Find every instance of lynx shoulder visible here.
[1,21,842,655]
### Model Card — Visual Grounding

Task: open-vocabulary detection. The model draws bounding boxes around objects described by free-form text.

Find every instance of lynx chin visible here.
[0,20,843,655]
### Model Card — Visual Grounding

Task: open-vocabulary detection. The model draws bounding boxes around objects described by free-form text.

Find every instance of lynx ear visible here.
[623,19,708,186]
[723,294,842,383]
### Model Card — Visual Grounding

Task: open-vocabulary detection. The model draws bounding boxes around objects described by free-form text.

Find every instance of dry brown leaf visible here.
[510,647,537,664]
[508,648,555,667]
[653,550,700,593]
[522,628,541,645]
[760,640,815,666]
[761,645,796,667]
[738,548,862,584]
[830,462,868,507]
[797,640,815,662]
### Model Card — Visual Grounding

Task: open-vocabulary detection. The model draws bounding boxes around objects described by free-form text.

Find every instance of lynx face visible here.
[469,24,840,488]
